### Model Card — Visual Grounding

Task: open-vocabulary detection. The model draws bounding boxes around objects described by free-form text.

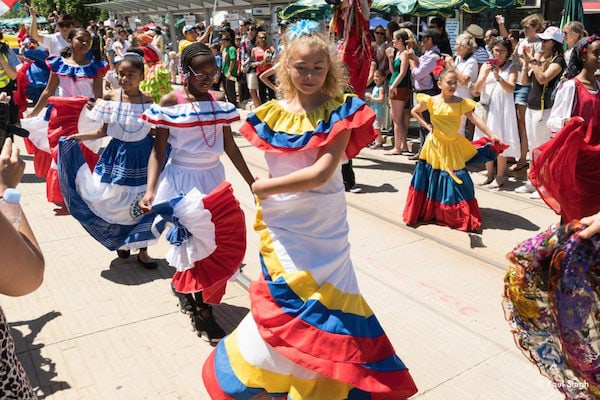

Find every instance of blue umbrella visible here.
[370,16,389,30]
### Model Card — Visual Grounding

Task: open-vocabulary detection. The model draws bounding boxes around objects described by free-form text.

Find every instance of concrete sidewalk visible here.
[2,110,563,399]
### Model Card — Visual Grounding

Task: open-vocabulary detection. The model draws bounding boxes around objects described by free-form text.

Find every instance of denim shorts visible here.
[514,84,531,106]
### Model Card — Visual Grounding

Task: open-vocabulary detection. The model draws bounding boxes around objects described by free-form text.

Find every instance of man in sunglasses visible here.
[29,7,75,56]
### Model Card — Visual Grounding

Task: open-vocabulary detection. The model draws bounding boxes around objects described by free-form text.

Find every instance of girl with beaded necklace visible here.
[202,20,417,399]
[57,50,159,268]
[140,42,254,344]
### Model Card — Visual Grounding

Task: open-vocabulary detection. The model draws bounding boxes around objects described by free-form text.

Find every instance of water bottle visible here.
[0,188,22,228]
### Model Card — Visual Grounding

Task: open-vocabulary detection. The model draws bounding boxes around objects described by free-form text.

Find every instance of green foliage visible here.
[31,0,104,26]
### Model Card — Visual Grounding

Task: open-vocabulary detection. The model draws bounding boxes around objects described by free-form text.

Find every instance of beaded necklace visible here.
[185,87,217,147]
[117,89,146,134]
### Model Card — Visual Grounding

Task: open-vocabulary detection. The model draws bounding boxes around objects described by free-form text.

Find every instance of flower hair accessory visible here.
[286,20,320,42]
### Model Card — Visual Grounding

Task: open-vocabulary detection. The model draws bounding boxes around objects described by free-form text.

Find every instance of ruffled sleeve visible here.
[239,94,376,159]
[46,56,108,80]
[461,98,477,114]
[415,93,431,106]
[88,100,149,127]
[87,99,114,123]
[141,102,240,129]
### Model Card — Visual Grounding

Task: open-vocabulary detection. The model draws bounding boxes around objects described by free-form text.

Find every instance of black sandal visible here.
[116,249,130,259]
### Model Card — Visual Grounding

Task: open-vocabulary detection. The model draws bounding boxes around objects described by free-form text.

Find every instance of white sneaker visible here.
[348,185,363,193]
[530,190,541,199]
[515,181,536,194]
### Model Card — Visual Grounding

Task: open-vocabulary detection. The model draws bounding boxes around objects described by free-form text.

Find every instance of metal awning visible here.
[85,0,272,15]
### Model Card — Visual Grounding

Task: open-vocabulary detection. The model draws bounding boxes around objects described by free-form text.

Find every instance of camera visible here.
[0,98,29,150]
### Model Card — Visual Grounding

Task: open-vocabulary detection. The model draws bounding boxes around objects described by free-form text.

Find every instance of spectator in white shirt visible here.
[29,8,74,56]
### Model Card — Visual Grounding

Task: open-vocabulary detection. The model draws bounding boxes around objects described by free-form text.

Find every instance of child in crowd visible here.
[168,51,178,84]
[24,28,107,208]
[202,20,418,399]
[57,51,158,268]
[209,44,222,92]
[404,68,502,232]
[139,43,254,344]
[530,35,600,222]
[104,56,121,91]
[366,69,387,149]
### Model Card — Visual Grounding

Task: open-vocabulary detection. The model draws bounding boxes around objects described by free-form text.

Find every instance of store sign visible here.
[252,6,271,16]
[583,0,600,13]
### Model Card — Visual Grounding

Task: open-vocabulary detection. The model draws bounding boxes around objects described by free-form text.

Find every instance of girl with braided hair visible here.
[202,20,417,399]
[140,42,254,344]
[529,35,600,222]
[56,51,159,268]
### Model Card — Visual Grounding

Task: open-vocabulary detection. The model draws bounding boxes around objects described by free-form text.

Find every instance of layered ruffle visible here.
[204,191,417,399]
[58,137,161,250]
[403,162,481,232]
[160,183,246,304]
[21,108,52,178]
[530,117,600,222]
[88,99,150,128]
[48,97,103,204]
[46,56,107,81]
[503,222,600,399]
[141,101,240,128]
[239,94,376,159]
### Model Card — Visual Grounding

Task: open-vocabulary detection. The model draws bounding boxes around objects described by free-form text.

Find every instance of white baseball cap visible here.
[536,26,564,44]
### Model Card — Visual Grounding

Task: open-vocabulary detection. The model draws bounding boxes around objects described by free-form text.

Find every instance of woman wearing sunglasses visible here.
[28,7,74,57]
[252,32,275,104]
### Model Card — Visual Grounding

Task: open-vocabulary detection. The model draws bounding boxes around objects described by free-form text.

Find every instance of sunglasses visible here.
[374,31,385,35]
[188,66,220,81]
[258,36,267,39]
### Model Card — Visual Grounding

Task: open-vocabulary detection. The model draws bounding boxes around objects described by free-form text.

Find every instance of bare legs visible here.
[513,104,529,169]
[388,99,408,154]
[249,89,261,108]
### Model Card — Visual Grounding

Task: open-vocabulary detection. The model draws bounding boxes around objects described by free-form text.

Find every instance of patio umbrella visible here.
[371,0,461,17]
[560,0,584,28]
[462,0,524,13]
[278,0,334,20]
[370,16,389,29]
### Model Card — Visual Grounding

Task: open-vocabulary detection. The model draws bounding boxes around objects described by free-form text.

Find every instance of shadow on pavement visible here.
[10,311,71,399]
[353,155,417,174]
[100,257,175,285]
[214,303,250,334]
[480,207,541,231]
[21,173,46,184]
[354,183,398,194]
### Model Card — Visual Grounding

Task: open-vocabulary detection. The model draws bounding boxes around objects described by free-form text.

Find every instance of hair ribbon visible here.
[286,20,320,42]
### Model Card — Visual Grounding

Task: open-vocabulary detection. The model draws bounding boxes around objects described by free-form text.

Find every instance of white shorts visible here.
[247,72,258,90]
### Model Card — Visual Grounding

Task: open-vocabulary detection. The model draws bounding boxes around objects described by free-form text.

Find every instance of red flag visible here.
[0,0,19,15]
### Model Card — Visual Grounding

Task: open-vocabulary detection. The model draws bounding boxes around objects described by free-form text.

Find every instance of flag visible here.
[0,0,19,16]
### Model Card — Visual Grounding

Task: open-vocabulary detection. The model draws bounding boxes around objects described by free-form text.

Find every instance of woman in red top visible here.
[250,31,275,104]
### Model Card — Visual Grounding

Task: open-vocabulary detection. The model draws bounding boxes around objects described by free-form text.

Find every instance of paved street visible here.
[3,110,564,399]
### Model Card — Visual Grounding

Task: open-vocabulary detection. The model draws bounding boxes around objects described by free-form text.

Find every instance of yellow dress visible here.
[417,94,477,171]
[403,94,485,233]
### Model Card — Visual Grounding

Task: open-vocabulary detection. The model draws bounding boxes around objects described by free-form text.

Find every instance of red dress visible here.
[530,78,600,221]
